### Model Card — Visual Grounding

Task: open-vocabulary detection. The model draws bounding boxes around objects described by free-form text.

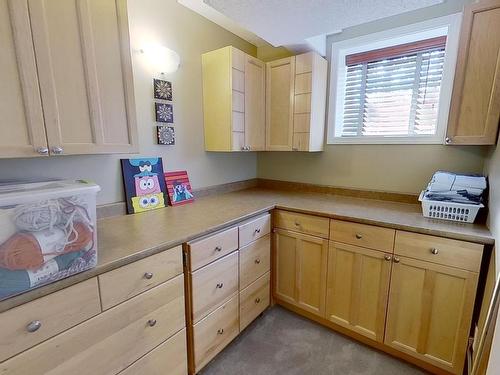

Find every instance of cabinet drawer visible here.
[99,246,183,310]
[188,227,238,271]
[274,210,329,238]
[119,328,187,375]
[394,231,483,272]
[193,294,239,372]
[191,251,239,322]
[0,278,101,362]
[330,220,395,251]
[239,213,271,247]
[240,272,270,331]
[0,276,185,375]
[239,234,271,289]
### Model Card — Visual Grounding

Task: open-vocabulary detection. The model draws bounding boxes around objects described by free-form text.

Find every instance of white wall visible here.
[0,0,257,205]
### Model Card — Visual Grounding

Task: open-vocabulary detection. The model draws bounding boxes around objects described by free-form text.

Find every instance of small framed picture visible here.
[164,171,194,206]
[153,78,172,100]
[157,125,175,145]
[155,102,174,123]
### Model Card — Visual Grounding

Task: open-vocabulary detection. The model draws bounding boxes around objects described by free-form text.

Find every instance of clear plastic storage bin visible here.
[0,180,100,300]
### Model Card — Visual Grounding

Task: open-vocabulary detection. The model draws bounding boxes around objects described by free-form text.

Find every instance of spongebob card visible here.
[121,157,167,214]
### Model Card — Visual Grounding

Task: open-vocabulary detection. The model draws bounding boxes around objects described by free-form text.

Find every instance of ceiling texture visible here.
[179,0,444,54]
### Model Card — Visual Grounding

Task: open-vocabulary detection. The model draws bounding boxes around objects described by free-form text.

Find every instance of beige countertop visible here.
[0,187,493,312]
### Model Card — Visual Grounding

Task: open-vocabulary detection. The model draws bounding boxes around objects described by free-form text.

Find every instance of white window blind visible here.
[341,37,446,138]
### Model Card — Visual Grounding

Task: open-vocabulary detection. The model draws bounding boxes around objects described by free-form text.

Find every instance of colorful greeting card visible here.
[164,171,194,206]
[121,157,167,214]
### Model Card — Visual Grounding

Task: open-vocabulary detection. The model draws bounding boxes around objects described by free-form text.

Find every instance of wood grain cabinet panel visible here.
[244,55,266,151]
[0,276,185,375]
[0,0,48,158]
[326,242,391,342]
[119,328,188,375]
[239,234,271,290]
[99,246,183,310]
[273,228,328,317]
[0,278,101,362]
[239,213,271,247]
[187,227,238,271]
[27,0,138,155]
[240,272,270,331]
[274,209,329,238]
[446,0,500,145]
[384,256,478,375]
[330,220,395,252]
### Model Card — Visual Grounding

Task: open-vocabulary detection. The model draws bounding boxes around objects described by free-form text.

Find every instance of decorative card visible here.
[153,78,172,100]
[157,125,175,145]
[121,157,167,214]
[164,171,194,206]
[155,102,174,123]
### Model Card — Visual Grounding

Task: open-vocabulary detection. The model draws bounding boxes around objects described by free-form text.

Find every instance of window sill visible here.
[327,136,445,145]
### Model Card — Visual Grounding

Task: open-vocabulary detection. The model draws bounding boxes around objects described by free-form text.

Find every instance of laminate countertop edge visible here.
[0,188,493,312]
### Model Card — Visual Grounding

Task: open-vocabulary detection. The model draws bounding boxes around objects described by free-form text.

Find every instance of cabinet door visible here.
[385,256,478,375]
[326,242,391,342]
[273,229,328,317]
[266,57,295,151]
[0,0,48,158]
[446,1,500,145]
[244,56,265,151]
[28,0,138,155]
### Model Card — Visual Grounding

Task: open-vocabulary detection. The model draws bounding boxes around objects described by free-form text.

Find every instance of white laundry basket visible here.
[419,191,483,223]
[0,180,100,300]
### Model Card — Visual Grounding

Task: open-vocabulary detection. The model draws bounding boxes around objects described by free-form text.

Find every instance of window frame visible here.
[326,13,462,145]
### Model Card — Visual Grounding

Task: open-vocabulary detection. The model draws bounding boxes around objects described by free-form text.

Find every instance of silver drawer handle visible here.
[393,257,400,263]
[254,228,261,234]
[36,147,49,155]
[384,255,392,261]
[144,272,154,279]
[430,248,439,255]
[216,283,224,289]
[215,246,222,252]
[217,328,224,335]
[255,298,261,304]
[51,146,63,155]
[147,319,157,327]
[255,258,261,264]
[294,221,300,227]
[26,320,42,333]
[355,233,363,239]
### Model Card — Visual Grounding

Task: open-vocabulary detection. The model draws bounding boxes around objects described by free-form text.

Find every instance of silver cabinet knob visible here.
[255,258,261,264]
[216,283,224,289]
[393,257,401,263]
[355,233,363,239]
[384,255,392,261]
[445,137,452,144]
[144,272,154,280]
[241,146,246,151]
[36,147,49,155]
[294,221,300,227]
[26,320,42,333]
[214,246,222,252]
[147,319,157,327]
[255,297,261,304]
[217,328,224,335]
[292,147,298,151]
[254,228,261,234]
[430,248,439,255]
[51,146,64,154]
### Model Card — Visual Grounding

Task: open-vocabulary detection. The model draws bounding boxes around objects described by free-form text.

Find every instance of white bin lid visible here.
[0,180,100,206]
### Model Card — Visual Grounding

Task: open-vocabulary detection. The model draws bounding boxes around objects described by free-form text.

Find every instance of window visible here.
[327,14,462,144]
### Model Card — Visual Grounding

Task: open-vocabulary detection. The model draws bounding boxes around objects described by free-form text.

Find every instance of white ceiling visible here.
[180,0,444,54]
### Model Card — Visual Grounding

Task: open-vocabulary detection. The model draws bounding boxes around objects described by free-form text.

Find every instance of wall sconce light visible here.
[140,44,180,74]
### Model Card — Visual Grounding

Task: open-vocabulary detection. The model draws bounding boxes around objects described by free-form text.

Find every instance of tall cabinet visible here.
[0,0,138,158]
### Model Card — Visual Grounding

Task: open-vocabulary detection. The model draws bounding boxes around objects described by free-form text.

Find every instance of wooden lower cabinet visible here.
[326,242,391,342]
[384,256,479,374]
[274,228,328,317]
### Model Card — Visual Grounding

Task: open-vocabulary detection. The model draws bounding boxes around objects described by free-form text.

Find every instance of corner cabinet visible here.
[202,47,327,152]
[446,0,500,145]
[0,0,138,158]
[202,46,266,152]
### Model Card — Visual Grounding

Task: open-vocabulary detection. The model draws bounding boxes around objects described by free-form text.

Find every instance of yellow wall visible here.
[257,45,293,62]
[0,0,257,205]
[257,0,486,194]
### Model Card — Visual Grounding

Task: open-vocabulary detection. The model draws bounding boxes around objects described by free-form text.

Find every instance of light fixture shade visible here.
[142,44,180,74]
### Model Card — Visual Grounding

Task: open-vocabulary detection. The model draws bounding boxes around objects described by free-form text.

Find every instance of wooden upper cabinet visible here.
[0,0,48,157]
[202,46,265,152]
[326,242,391,343]
[384,256,478,375]
[446,0,500,145]
[27,0,138,155]
[266,57,295,151]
